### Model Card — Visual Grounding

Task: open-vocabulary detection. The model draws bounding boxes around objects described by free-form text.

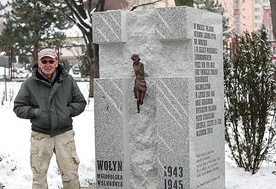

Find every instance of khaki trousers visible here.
[30,130,80,189]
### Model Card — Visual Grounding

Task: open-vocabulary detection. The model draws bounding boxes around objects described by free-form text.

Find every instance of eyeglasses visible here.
[40,59,56,64]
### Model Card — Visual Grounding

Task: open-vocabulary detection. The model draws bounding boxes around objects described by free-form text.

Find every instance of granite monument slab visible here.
[93,6,224,189]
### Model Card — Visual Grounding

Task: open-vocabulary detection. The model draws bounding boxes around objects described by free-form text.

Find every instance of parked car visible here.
[272,55,276,63]
[72,64,80,75]
[14,67,30,78]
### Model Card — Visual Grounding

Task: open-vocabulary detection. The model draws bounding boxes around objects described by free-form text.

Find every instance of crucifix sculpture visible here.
[131,54,147,113]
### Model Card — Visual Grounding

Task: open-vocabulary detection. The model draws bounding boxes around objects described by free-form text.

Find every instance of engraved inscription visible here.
[96,160,123,187]
[196,150,221,188]
[193,23,222,137]
[163,165,184,189]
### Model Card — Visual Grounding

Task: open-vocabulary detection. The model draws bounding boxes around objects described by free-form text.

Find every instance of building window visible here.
[255,15,261,19]
[234,0,239,9]
[268,13,271,19]
[255,7,260,12]
[255,23,262,28]
[268,24,273,30]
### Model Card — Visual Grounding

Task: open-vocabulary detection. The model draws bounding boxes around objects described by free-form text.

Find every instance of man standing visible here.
[13,48,87,189]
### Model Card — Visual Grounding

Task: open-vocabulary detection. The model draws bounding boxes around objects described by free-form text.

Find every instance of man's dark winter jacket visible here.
[13,64,87,137]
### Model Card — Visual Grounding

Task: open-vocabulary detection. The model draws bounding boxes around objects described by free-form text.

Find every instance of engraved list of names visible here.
[193,23,222,137]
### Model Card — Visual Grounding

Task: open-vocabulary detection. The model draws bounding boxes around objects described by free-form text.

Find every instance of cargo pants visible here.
[30,130,80,189]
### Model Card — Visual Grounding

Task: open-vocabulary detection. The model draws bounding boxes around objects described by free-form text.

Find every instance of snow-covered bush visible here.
[224,28,276,174]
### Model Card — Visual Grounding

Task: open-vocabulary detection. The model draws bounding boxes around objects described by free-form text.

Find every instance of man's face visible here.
[38,56,58,79]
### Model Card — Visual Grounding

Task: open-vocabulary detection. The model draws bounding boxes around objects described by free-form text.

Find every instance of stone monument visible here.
[93,6,224,189]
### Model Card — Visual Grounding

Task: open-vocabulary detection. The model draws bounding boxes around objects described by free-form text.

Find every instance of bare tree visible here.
[46,0,105,97]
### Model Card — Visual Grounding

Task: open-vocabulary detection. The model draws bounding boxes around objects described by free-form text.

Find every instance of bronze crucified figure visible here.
[131,54,147,113]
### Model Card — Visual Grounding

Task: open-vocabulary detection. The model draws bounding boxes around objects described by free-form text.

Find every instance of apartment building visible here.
[219,0,272,36]
[219,0,276,53]
[263,5,274,41]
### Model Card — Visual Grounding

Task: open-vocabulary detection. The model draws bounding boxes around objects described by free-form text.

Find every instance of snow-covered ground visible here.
[0,80,276,189]
[0,81,94,188]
